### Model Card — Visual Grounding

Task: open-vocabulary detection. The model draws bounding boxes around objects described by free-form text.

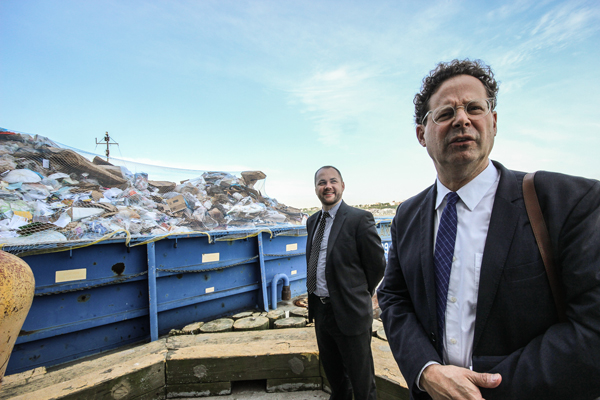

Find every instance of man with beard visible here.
[377,59,600,399]
[306,165,386,400]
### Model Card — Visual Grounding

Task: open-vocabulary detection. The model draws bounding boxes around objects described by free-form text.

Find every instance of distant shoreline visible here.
[302,203,399,217]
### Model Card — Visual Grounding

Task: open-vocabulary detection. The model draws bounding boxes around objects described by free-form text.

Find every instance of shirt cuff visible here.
[416,361,440,392]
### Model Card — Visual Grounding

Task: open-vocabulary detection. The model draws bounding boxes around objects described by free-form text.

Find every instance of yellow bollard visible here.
[0,250,35,384]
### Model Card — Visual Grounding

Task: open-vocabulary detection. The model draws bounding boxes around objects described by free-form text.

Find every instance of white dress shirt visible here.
[435,161,500,367]
[417,161,500,389]
[313,201,342,297]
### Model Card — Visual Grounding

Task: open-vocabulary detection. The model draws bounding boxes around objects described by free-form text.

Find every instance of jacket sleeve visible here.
[356,211,386,295]
[377,205,441,400]
[479,174,600,400]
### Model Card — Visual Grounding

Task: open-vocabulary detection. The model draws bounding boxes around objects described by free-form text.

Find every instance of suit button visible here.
[430,332,436,343]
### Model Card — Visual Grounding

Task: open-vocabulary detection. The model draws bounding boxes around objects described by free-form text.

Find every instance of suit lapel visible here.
[420,185,439,333]
[326,201,346,262]
[306,211,320,260]
[473,162,522,351]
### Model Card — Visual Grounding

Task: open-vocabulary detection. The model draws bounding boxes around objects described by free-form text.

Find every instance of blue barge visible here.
[7,217,392,375]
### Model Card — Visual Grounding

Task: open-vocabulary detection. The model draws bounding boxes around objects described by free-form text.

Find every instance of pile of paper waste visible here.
[0,129,304,247]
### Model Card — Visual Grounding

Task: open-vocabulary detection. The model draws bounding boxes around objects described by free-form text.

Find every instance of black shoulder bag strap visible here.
[523,172,568,323]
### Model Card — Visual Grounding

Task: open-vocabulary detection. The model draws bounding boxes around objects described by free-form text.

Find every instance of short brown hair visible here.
[314,166,343,185]
[415,59,499,125]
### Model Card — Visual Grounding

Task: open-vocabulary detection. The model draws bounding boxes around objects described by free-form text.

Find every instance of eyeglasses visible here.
[422,98,495,125]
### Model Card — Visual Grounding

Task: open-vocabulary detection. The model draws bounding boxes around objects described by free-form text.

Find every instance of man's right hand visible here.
[420,364,502,400]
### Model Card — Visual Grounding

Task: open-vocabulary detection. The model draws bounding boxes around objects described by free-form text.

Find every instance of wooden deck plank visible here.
[166,328,320,385]
[0,326,409,399]
[0,340,167,400]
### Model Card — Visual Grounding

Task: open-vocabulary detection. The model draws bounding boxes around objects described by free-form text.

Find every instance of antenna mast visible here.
[95,132,119,162]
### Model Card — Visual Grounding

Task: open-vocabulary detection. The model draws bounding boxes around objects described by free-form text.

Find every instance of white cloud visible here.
[493,135,599,179]
[289,65,386,146]
[493,1,600,71]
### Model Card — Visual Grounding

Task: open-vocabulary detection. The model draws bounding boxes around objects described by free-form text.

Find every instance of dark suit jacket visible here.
[306,200,386,336]
[377,161,600,400]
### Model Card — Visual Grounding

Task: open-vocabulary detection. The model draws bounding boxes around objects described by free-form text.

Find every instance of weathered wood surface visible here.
[376,376,410,400]
[372,318,383,335]
[274,317,306,329]
[266,309,285,328]
[0,323,408,399]
[182,321,204,334]
[377,326,388,341]
[372,337,409,400]
[266,376,322,393]
[289,307,308,318]
[266,309,285,319]
[199,318,234,333]
[166,328,320,385]
[169,321,205,336]
[130,388,166,400]
[232,316,270,331]
[0,339,167,400]
[166,381,231,398]
[232,311,253,320]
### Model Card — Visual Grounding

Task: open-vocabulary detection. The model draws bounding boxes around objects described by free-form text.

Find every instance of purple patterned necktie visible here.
[307,211,330,294]
[434,192,459,352]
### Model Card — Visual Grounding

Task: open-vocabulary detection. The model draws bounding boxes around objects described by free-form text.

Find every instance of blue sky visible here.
[2,0,599,208]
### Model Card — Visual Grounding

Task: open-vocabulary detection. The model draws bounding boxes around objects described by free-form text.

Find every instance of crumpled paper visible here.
[0,130,305,247]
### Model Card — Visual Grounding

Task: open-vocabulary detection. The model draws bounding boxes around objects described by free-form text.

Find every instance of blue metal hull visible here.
[7,218,392,374]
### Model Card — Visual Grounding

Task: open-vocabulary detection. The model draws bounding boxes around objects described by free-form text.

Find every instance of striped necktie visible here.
[307,211,330,294]
[434,192,459,352]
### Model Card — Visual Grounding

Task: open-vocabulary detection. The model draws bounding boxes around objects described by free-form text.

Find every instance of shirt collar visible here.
[322,200,342,219]
[435,161,499,211]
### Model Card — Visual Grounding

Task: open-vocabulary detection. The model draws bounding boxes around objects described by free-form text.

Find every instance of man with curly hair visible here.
[377,59,600,399]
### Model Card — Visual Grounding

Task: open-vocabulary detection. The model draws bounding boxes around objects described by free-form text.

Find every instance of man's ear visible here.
[416,125,427,147]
